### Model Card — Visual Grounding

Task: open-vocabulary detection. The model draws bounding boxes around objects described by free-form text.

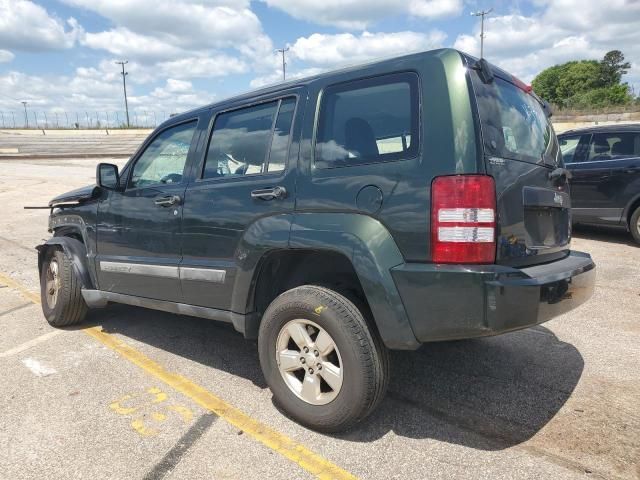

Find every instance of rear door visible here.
[593,131,640,224]
[179,90,303,310]
[470,71,570,267]
[567,131,627,225]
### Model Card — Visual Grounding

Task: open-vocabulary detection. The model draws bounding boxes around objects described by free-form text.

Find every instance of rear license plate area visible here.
[524,206,570,248]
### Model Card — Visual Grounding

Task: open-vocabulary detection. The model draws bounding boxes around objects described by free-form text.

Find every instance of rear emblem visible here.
[554,193,563,206]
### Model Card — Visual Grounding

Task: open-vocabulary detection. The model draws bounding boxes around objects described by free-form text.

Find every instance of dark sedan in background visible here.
[559,124,640,244]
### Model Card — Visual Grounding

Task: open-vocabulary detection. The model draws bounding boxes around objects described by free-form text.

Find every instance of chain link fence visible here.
[0,110,180,129]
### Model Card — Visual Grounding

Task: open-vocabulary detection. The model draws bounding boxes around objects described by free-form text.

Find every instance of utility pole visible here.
[471,8,493,59]
[115,60,130,127]
[276,47,289,81]
[21,101,28,128]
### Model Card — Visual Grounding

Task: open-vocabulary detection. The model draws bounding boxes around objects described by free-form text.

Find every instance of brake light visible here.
[512,75,532,93]
[431,175,496,264]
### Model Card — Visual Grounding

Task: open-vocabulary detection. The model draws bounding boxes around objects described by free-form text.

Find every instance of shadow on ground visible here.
[572,224,636,246]
[87,305,584,451]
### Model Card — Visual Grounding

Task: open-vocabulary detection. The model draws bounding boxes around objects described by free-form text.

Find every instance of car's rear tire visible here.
[630,207,640,244]
[40,248,88,327]
[258,285,389,432]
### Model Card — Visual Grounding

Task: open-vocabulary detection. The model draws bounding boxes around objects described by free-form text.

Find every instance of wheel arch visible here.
[36,235,94,290]
[238,213,419,350]
[624,193,640,229]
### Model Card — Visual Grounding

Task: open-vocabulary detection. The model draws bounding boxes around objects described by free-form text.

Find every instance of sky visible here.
[0,0,639,127]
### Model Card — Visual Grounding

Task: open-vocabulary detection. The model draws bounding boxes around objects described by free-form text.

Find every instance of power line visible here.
[115,60,130,128]
[0,91,21,102]
[276,47,289,82]
[471,8,493,59]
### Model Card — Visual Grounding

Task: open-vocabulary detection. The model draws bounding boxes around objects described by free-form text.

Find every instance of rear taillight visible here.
[431,175,496,264]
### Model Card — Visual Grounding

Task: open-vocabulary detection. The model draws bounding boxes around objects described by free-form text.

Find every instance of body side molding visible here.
[97,261,226,283]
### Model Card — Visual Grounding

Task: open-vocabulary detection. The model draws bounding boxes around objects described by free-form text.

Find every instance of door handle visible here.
[251,186,287,200]
[624,166,638,173]
[154,195,181,207]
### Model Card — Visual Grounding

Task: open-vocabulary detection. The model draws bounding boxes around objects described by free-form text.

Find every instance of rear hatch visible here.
[468,60,570,267]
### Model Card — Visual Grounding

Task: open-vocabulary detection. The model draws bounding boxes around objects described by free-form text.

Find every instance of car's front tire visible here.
[40,248,88,327]
[258,285,389,432]
[630,206,640,244]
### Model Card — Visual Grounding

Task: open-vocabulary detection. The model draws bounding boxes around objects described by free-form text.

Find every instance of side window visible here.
[130,121,197,188]
[202,97,296,180]
[609,132,640,159]
[559,135,581,164]
[267,98,296,173]
[315,72,419,169]
[586,132,640,162]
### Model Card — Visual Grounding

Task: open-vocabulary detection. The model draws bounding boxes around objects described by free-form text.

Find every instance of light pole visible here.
[471,8,493,59]
[115,60,130,127]
[276,47,289,81]
[21,101,28,128]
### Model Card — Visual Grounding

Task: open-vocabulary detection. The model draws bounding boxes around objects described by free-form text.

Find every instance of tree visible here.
[600,50,631,87]
[531,65,563,106]
[532,50,634,109]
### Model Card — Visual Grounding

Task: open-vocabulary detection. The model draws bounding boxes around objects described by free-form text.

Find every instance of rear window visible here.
[315,72,419,169]
[473,75,557,165]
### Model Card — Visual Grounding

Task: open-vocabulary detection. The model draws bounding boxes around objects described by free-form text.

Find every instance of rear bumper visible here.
[391,251,596,342]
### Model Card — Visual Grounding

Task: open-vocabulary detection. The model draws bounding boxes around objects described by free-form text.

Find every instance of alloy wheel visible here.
[275,319,343,405]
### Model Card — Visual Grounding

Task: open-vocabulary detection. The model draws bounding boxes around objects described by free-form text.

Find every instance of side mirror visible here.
[97,163,120,190]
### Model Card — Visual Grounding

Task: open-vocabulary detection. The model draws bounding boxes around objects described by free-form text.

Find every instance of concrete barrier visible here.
[0,129,152,159]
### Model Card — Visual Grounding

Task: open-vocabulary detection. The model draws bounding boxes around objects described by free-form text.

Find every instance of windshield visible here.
[472,74,559,166]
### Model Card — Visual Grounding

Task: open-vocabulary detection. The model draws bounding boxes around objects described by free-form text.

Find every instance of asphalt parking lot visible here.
[0,157,638,480]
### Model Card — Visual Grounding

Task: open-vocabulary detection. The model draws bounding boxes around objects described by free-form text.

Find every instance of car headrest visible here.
[611,139,633,156]
[345,118,379,159]
[593,138,610,154]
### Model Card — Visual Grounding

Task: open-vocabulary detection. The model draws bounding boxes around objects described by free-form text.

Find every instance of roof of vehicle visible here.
[558,123,640,136]
[162,48,469,126]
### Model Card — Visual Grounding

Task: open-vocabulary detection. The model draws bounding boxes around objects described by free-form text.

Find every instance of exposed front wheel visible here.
[258,285,389,432]
[40,248,88,327]
[630,207,640,244]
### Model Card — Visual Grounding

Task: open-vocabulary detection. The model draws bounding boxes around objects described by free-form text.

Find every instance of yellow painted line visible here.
[0,271,357,480]
[0,273,41,304]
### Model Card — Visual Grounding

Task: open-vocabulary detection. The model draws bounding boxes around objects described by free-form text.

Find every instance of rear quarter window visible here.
[314,72,420,169]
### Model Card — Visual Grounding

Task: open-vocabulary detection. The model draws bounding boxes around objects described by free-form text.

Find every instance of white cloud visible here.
[63,0,269,56]
[453,0,640,91]
[262,0,462,29]
[130,78,215,114]
[158,56,248,79]
[0,68,208,121]
[249,30,446,89]
[81,28,185,62]
[250,67,325,89]
[0,49,14,63]
[0,0,81,51]
[290,30,447,66]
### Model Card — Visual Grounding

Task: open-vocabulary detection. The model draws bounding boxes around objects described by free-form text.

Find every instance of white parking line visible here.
[0,330,62,358]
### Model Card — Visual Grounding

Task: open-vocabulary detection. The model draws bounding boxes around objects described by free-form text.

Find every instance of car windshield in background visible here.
[473,75,557,165]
